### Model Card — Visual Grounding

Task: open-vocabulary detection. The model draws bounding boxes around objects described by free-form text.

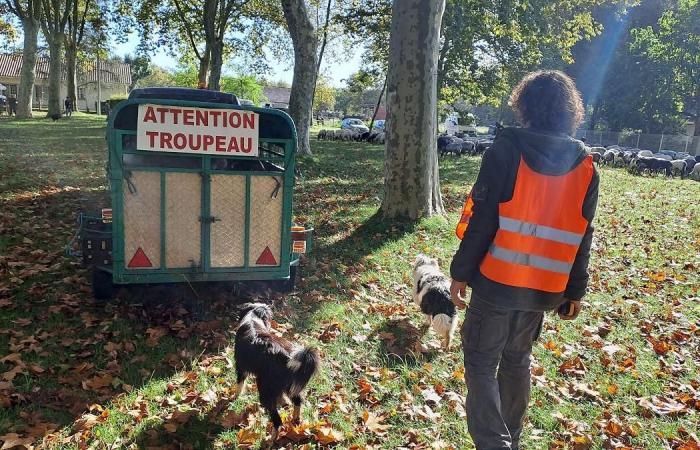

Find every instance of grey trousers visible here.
[461,294,544,450]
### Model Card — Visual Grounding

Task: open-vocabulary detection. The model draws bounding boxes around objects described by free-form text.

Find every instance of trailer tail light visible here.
[291,225,308,254]
[101,208,113,223]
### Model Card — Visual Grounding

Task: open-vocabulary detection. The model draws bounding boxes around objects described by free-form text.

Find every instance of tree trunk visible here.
[46,33,65,117]
[310,0,332,126]
[588,101,600,131]
[282,0,318,155]
[694,84,700,136]
[17,17,40,118]
[208,39,224,91]
[368,74,387,132]
[197,45,210,87]
[381,0,446,220]
[65,42,78,109]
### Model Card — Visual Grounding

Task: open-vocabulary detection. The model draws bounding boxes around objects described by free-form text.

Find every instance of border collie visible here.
[412,255,458,349]
[233,303,320,441]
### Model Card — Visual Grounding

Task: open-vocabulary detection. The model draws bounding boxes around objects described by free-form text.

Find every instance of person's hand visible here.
[450,280,468,310]
[558,299,581,320]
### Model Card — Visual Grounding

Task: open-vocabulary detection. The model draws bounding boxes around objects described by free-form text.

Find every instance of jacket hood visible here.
[497,127,588,176]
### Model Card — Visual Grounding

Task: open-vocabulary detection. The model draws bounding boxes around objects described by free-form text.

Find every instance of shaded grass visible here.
[0,116,699,449]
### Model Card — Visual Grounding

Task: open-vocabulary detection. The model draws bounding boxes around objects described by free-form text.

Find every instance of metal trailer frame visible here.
[84,91,310,293]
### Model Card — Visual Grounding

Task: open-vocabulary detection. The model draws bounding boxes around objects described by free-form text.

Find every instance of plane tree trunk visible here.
[282,0,318,155]
[6,0,42,118]
[17,17,40,117]
[41,0,74,117]
[45,33,65,116]
[381,0,446,220]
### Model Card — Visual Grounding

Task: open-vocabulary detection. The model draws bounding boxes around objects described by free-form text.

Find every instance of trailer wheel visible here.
[92,268,115,300]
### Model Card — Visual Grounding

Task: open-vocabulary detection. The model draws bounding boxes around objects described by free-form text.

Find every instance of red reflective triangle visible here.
[128,247,153,268]
[256,246,277,266]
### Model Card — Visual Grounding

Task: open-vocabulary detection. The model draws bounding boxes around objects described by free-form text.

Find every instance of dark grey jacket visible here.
[450,127,599,311]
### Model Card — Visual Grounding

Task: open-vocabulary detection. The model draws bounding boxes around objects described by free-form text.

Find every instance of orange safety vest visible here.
[456,155,594,293]
[455,190,475,239]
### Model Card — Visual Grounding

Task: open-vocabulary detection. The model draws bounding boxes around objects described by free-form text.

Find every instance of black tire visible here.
[92,268,115,300]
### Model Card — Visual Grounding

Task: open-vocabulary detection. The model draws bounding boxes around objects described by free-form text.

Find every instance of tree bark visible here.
[65,42,77,108]
[208,39,224,91]
[694,84,700,136]
[46,33,64,116]
[381,0,446,220]
[197,48,210,87]
[282,0,318,155]
[17,16,40,118]
[310,0,332,125]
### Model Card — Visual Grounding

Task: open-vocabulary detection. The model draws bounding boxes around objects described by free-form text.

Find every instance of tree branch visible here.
[172,0,202,60]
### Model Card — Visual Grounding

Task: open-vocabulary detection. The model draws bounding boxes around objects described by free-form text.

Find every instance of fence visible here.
[575,129,700,155]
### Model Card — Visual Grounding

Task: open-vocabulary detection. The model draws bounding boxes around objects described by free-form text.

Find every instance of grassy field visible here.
[0,114,699,449]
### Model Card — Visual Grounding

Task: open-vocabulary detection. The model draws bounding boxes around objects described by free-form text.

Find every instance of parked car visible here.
[372,119,385,130]
[341,118,370,133]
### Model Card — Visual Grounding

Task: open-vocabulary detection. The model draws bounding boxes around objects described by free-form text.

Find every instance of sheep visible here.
[613,152,626,167]
[658,150,677,159]
[638,150,653,157]
[443,138,464,156]
[690,163,700,181]
[590,146,606,154]
[475,140,492,155]
[670,160,687,178]
[460,140,476,155]
[652,153,672,161]
[602,150,617,165]
[437,135,453,153]
[683,157,697,176]
[590,152,602,164]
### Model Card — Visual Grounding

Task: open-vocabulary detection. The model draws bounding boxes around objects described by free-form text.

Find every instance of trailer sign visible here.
[136,104,259,156]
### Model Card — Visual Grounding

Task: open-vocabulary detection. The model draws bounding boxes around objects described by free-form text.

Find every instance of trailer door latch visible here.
[199,216,220,224]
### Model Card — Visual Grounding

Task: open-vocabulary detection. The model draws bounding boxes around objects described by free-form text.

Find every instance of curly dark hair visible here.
[508,70,584,135]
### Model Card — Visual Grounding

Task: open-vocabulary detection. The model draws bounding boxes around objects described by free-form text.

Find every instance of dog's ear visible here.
[431,258,439,267]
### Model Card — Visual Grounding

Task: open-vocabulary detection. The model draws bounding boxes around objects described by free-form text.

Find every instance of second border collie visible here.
[412,254,458,349]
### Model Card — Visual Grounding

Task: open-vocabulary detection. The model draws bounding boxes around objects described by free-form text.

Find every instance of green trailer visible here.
[76,87,312,299]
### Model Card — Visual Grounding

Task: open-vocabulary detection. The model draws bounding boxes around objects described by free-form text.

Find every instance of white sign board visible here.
[136,104,259,156]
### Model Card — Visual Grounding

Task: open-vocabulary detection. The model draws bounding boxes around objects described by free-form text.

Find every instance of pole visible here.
[636,131,641,148]
[684,135,690,153]
[96,52,102,115]
[658,133,663,152]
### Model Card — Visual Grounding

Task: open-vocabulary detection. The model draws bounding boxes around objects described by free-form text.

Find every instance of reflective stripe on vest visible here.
[488,244,573,274]
[499,217,584,246]
[479,155,594,293]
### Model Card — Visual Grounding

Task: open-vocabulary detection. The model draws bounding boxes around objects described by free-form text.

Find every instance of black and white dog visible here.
[233,303,319,441]
[412,255,458,349]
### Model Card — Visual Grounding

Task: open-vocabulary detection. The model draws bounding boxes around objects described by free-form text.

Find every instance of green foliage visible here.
[631,0,699,132]
[123,54,152,90]
[0,5,18,48]
[133,66,178,88]
[220,75,265,104]
[313,75,336,111]
[337,0,613,107]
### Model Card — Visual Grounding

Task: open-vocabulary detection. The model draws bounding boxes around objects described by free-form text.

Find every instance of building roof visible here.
[263,86,291,105]
[0,53,132,85]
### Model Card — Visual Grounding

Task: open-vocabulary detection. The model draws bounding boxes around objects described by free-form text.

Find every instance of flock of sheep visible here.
[317,129,386,144]
[588,145,700,180]
[316,128,700,182]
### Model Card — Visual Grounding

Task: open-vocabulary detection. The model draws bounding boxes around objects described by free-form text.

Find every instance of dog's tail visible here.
[288,347,320,383]
[432,313,455,337]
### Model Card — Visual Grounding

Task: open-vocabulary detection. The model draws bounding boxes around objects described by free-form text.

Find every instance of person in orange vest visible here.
[450,70,598,450]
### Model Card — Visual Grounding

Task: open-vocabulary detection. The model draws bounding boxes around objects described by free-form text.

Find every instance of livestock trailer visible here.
[76,87,312,299]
